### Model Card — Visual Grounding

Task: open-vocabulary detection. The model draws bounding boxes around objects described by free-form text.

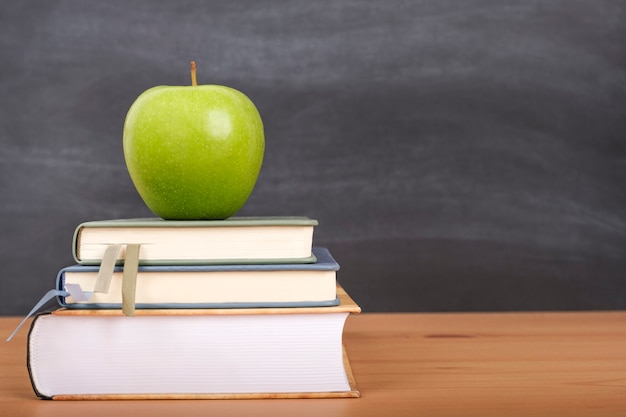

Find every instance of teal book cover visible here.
[57,247,340,309]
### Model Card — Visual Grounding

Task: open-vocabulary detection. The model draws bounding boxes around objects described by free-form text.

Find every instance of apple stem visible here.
[190,61,198,86]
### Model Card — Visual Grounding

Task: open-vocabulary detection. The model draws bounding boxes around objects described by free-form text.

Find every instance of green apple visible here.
[123,62,265,220]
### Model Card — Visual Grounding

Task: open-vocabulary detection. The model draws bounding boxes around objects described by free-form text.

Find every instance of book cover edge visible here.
[75,216,319,229]
[75,254,318,267]
[27,312,54,400]
[52,284,361,316]
[66,247,335,272]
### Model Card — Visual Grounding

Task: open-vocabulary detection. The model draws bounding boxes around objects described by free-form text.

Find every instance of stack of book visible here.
[24,217,361,400]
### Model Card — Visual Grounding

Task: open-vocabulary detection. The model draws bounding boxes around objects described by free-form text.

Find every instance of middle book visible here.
[57,247,339,310]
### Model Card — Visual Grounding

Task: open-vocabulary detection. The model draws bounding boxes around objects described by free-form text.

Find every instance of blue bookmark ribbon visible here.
[6,289,69,342]
[6,243,141,342]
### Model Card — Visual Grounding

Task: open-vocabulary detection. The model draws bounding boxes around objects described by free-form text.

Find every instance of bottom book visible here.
[27,286,361,400]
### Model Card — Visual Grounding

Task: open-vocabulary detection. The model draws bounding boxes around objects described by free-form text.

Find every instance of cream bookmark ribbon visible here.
[92,243,141,315]
[6,243,141,341]
[88,243,141,315]
[62,243,125,303]
[121,244,140,316]
[94,244,123,293]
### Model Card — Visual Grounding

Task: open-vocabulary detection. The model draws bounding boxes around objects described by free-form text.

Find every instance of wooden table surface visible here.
[1,311,625,417]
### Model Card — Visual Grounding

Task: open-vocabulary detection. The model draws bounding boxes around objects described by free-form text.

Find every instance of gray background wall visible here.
[1,1,625,315]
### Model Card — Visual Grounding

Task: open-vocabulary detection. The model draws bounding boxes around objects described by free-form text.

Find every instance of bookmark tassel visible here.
[6,243,141,341]
[94,244,122,293]
[50,243,124,305]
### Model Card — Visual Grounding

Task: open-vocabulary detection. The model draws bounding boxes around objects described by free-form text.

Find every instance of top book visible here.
[73,217,318,265]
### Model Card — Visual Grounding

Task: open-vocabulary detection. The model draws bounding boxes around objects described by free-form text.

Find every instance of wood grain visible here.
[1,311,624,417]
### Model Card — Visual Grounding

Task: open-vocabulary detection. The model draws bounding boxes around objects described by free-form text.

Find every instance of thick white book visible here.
[27,286,361,400]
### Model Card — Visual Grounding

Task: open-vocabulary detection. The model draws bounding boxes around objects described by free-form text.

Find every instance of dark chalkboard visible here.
[1,0,625,314]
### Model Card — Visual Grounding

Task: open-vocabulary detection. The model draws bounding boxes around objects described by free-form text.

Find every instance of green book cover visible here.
[73,216,318,265]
